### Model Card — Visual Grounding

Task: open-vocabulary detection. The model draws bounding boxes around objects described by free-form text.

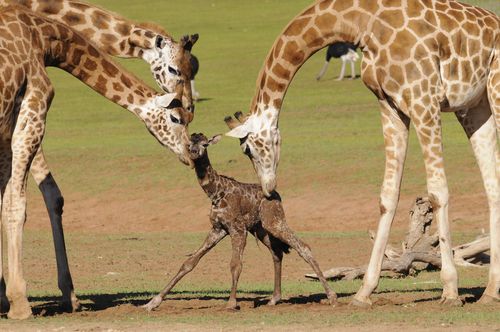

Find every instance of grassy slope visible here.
[37,0,498,201]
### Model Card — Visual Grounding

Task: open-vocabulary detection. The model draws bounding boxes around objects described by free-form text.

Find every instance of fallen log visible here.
[306,197,491,280]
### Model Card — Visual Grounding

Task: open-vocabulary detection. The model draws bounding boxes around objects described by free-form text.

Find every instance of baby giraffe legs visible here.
[226,229,247,310]
[259,198,337,305]
[254,226,284,305]
[143,228,227,311]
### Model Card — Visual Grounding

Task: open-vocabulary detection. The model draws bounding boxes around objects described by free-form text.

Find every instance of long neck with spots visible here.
[35,17,165,120]
[249,0,374,119]
[6,0,167,59]
[193,153,223,200]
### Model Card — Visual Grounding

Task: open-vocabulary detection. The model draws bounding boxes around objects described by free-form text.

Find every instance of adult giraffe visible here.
[225,0,499,306]
[0,5,191,319]
[0,0,199,112]
[0,0,198,314]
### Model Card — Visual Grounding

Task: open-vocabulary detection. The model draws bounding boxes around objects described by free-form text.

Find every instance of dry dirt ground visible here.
[0,186,497,331]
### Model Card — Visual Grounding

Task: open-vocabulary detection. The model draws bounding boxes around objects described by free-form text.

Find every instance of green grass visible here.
[35,0,499,201]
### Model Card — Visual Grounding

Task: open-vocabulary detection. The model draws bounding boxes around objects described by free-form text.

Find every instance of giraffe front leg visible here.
[352,100,409,307]
[31,148,80,312]
[0,152,6,313]
[226,230,247,310]
[143,227,227,311]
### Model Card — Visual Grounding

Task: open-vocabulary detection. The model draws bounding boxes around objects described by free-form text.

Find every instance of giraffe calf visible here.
[143,133,337,311]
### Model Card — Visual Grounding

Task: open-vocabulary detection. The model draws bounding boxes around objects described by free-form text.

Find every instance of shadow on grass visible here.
[24,285,488,317]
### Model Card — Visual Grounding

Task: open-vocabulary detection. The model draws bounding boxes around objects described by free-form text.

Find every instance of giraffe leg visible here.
[416,100,461,306]
[336,58,347,81]
[254,225,284,305]
[0,143,11,314]
[5,82,53,319]
[31,148,80,312]
[226,229,247,310]
[487,53,500,140]
[143,227,227,311]
[316,61,330,81]
[259,198,337,305]
[482,60,500,303]
[352,100,409,307]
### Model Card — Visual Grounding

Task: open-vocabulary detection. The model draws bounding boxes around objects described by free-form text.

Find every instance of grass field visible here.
[0,0,499,330]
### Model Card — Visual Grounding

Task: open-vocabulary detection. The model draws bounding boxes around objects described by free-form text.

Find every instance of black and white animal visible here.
[316,42,359,81]
[190,54,200,100]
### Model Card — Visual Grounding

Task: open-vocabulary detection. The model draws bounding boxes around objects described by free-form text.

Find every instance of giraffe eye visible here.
[168,66,181,76]
[170,114,181,124]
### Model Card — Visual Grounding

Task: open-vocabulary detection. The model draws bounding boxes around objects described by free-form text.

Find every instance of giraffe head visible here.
[188,133,222,161]
[140,86,193,167]
[224,112,280,196]
[142,33,199,115]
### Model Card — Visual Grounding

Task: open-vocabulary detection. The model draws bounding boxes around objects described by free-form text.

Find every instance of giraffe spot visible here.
[63,11,85,25]
[121,74,133,89]
[38,0,63,15]
[424,10,438,27]
[273,98,282,109]
[17,13,32,26]
[284,17,309,36]
[111,95,121,103]
[40,24,56,38]
[392,30,417,60]
[371,19,393,45]
[102,59,119,77]
[115,22,130,36]
[461,61,472,82]
[408,19,435,38]
[71,48,84,65]
[266,76,285,93]
[389,65,404,84]
[83,58,97,71]
[379,10,405,29]
[69,2,89,11]
[127,95,134,104]
[91,10,110,30]
[405,62,421,82]
[437,12,459,31]
[101,33,119,46]
[333,0,353,12]
[95,75,108,93]
[301,5,316,17]
[262,92,270,105]
[407,1,424,17]
[282,40,305,66]
[314,12,336,33]
[448,9,465,22]
[303,27,323,48]
[271,63,291,80]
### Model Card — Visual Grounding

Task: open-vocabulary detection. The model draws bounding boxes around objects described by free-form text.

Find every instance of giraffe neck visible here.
[193,154,222,200]
[5,0,168,61]
[40,23,162,119]
[249,0,375,121]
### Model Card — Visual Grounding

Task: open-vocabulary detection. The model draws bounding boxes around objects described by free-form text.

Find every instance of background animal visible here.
[316,42,359,81]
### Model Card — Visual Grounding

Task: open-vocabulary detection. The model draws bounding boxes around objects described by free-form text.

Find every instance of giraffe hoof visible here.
[7,299,32,320]
[267,296,281,306]
[477,294,500,304]
[142,296,163,312]
[225,302,240,311]
[62,293,81,312]
[439,297,463,307]
[0,296,9,314]
[349,297,372,308]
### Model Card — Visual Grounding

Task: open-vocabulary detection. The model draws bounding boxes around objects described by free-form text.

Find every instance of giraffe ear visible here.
[208,134,223,146]
[156,92,177,108]
[225,123,252,138]
[181,34,199,52]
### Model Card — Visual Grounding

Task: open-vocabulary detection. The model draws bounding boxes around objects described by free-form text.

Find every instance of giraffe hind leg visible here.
[31,149,80,312]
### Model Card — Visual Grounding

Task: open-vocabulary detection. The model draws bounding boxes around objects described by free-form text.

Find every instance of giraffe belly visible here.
[440,79,487,112]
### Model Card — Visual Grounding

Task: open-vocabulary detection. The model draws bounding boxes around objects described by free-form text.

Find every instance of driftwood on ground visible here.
[306,197,491,280]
